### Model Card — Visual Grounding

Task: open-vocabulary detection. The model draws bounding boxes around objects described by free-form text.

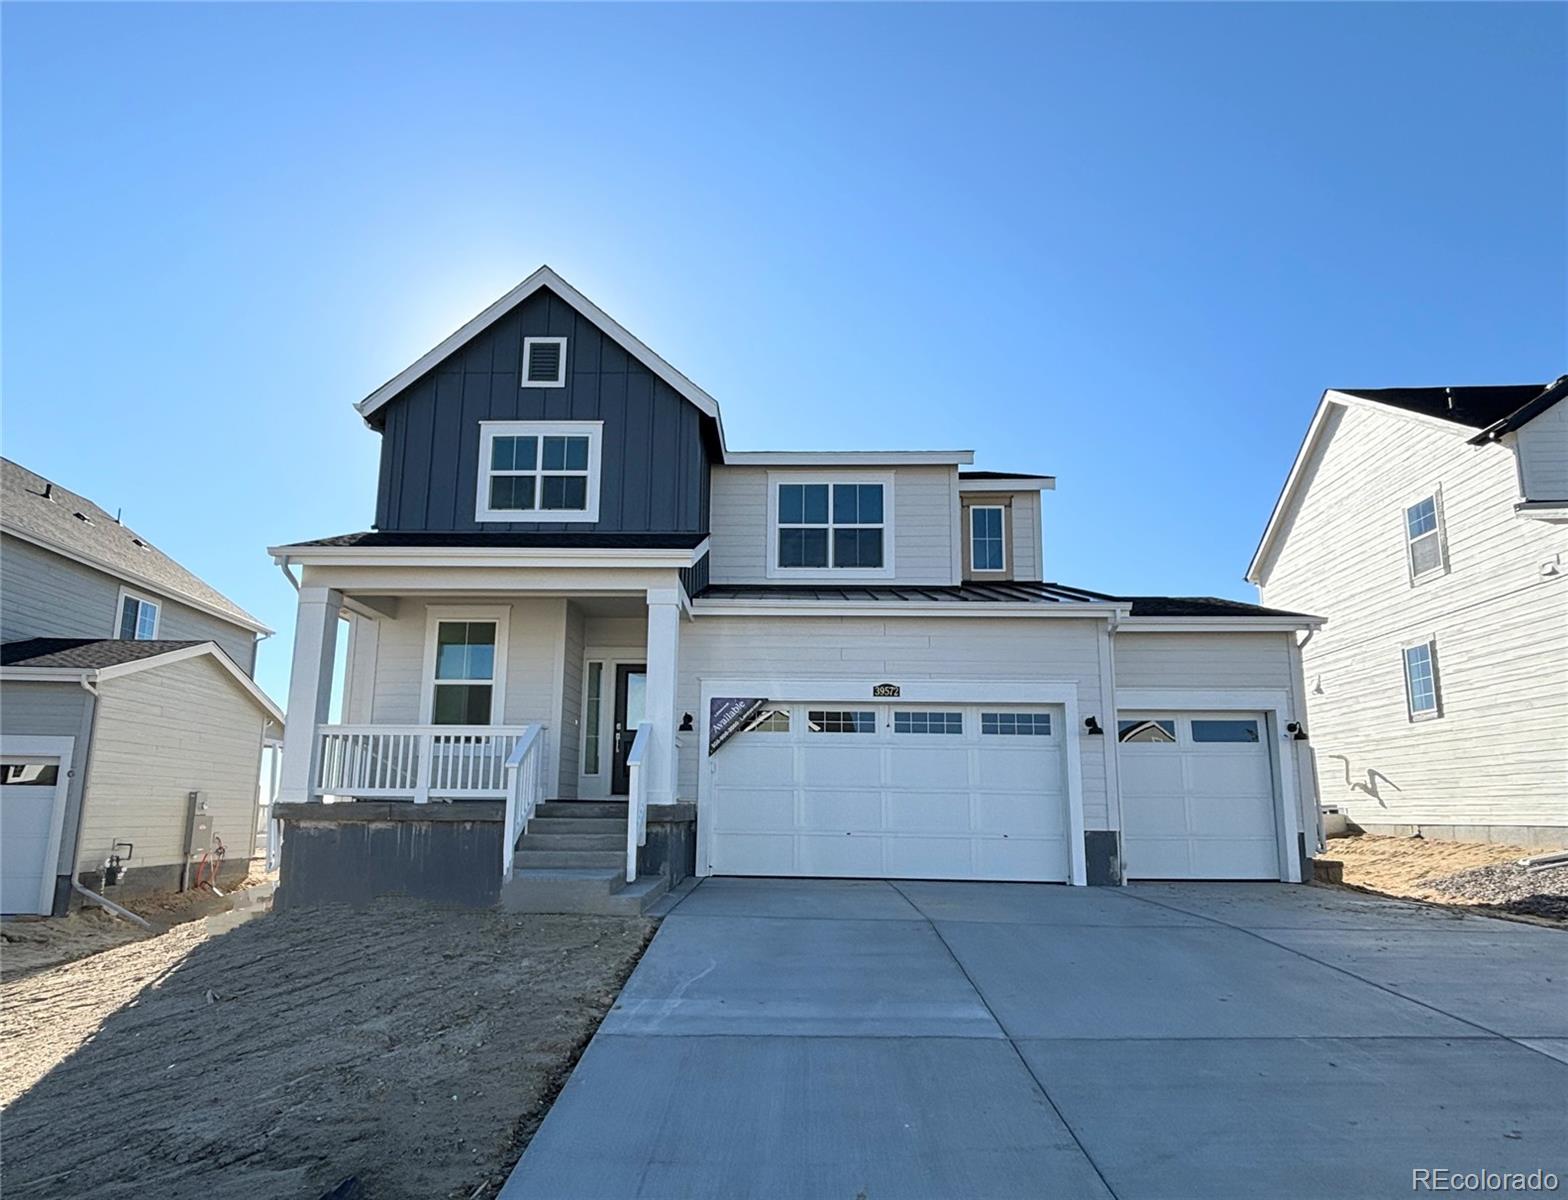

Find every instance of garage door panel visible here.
[711,833,797,875]
[800,790,882,831]
[798,833,884,877]
[800,746,880,787]
[974,793,1057,836]
[976,837,1070,882]
[1118,756,1183,797]
[886,792,974,833]
[1189,794,1277,837]
[888,748,970,789]
[710,789,795,833]
[1188,839,1279,880]
[1121,837,1193,880]
[975,748,1058,790]
[1184,755,1272,797]
[1120,797,1189,837]
[885,836,975,879]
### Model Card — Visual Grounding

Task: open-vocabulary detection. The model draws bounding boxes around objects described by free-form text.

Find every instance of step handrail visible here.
[502,724,548,878]
[624,722,653,883]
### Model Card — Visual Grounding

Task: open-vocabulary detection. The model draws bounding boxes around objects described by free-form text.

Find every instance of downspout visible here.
[1104,607,1126,885]
[60,675,103,914]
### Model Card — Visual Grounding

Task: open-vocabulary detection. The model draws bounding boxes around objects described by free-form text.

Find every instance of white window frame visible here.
[475,420,603,523]
[521,336,568,388]
[420,606,510,725]
[1402,487,1448,584]
[765,471,896,580]
[1401,637,1441,721]
[969,505,1007,573]
[113,586,161,640]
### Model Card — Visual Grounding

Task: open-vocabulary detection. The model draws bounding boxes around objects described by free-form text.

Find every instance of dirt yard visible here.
[1,903,655,1200]
[1325,833,1567,924]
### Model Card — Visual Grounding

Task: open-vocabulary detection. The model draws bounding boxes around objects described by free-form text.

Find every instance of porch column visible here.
[644,588,683,807]
[278,585,343,805]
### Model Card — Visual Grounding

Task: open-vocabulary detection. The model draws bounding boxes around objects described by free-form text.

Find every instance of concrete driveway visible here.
[502,879,1568,1199]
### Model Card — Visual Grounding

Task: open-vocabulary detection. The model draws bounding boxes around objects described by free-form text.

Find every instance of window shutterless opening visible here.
[476,421,603,522]
[1403,640,1441,719]
[115,588,160,640]
[970,505,1006,572]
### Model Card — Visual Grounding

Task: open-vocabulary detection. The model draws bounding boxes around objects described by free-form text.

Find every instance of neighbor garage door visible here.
[1117,712,1279,880]
[1,749,70,915]
[709,703,1070,882]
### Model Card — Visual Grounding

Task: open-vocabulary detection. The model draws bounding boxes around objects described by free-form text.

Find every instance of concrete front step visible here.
[523,817,625,836]
[499,867,669,916]
[535,801,628,820]
[516,849,624,869]
[518,832,623,852]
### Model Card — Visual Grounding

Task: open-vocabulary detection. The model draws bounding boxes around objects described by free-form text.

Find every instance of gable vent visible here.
[522,337,566,387]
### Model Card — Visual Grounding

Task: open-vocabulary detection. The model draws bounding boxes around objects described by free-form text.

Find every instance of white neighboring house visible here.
[0,458,283,915]
[1249,379,1568,848]
[267,266,1325,914]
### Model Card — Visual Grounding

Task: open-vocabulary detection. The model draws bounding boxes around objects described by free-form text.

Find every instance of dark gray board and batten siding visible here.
[373,288,716,535]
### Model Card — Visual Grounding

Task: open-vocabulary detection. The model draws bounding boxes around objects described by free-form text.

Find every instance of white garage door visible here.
[1118,712,1279,880]
[710,703,1070,882]
[1,751,70,915]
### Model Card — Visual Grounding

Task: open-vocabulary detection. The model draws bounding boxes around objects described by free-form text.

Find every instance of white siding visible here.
[1013,492,1042,582]
[1515,400,1568,501]
[0,534,258,673]
[676,615,1112,828]
[79,656,267,876]
[707,466,958,585]
[1258,401,1568,831]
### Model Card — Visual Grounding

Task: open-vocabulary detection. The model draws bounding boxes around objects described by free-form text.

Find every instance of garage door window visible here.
[807,710,875,734]
[893,711,963,735]
[743,708,791,734]
[1118,718,1176,743]
[1190,719,1261,743]
[981,712,1052,736]
[1,759,60,786]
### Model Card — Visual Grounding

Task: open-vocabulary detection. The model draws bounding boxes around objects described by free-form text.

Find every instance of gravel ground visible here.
[1419,862,1568,921]
[2,903,654,1200]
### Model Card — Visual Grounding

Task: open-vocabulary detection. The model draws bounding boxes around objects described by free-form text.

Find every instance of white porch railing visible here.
[625,721,653,883]
[313,725,530,803]
[502,725,548,878]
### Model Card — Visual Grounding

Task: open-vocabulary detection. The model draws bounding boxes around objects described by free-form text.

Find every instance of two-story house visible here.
[0,457,283,915]
[269,267,1322,914]
[1248,381,1568,848]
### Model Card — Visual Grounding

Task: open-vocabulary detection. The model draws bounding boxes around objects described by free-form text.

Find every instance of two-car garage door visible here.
[710,703,1070,882]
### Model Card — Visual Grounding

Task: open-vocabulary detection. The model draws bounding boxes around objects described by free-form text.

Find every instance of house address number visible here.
[871,683,901,698]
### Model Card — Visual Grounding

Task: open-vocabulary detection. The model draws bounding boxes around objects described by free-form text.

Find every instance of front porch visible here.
[270,548,702,912]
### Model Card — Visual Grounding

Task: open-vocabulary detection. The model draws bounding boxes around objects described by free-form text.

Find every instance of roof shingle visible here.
[1,638,209,670]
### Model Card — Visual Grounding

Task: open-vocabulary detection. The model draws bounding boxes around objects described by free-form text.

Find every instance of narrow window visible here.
[970,506,1006,572]
[1190,719,1260,743]
[521,337,567,387]
[807,710,876,733]
[1405,495,1445,580]
[431,620,498,725]
[117,593,160,640]
[477,421,601,522]
[981,712,1052,736]
[582,662,604,774]
[893,711,963,735]
[776,482,884,570]
[1117,718,1176,743]
[1403,642,1440,719]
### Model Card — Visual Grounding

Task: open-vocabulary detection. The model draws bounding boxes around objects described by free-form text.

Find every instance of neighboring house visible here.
[1248,380,1568,848]
[0,458,282,915]
[268,266,1322,914]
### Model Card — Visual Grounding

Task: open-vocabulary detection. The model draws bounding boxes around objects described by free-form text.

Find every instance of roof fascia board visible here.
[958,477,1056,492]
[0,667,93,683]
[1,524,273,636]
[269,539,709,570]
[354,266,727,451]
[1118,616,1324,633]
[690,599,1128,619]
[723,451,975,467]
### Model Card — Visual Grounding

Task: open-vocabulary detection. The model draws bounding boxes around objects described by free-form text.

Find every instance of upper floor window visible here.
[521,337,567,387]
[768,476,892,577]
[1402,640,1441,720]
[115,588,160,640]
[970,505,1006,572]
[1404,493,1446,581]
[476,421,602,523]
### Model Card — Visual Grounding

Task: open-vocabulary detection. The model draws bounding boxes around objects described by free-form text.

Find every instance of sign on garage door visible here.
[1118,712,1279,880]
[709,703,1070,882]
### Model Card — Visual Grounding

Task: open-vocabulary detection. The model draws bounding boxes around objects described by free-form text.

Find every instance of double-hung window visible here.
[115,588,160,640]
[476,421,602,522]
[424,610,508,725]
[970,506,1006,572]
[1402,640,1440,720]
[1404,493,1446,581]
[771,477,891,575]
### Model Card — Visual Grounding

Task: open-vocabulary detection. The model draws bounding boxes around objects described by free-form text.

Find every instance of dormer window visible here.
[521,337,567,387]
[970,506,1006,572]
[767,475,894,578]
[476,421,602,523]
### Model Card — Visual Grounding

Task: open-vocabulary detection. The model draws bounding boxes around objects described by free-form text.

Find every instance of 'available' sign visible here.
[708,697,769,755]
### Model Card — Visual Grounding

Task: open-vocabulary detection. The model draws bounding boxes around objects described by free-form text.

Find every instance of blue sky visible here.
[4,2,1564,704]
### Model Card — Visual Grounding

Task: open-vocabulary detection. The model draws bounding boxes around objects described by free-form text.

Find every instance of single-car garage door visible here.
[1117,712,1279,880]
[709,703,1070,882]
[1,745,71,915]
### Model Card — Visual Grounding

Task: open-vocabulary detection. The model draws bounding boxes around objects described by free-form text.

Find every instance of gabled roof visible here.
[1,458,271,634]
[0,638,284,725]
[355,265,726,449]
[1246,378,1566,585]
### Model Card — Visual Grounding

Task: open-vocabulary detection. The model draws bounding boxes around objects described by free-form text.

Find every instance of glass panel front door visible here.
[611,664,647,795]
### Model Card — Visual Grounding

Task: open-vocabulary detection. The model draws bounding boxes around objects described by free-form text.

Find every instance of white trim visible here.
[692,598,1128,619]
[1401,485,1449,585]
[577,645,649,799]
[726,450,973,466]
[958,476,1056,492]
[696,676,1089,886]
[269,542,706,571]
[521,336,568,388]
[0,734,76,914]
[419,605,511,725]
[355,266,727,449]
[1117,616,1324,633]
[1400,636,1442,721]
[112,585,162,640]
[968,504,1007,574]
[474,420,604,524]
[765,471,895,581]
[0,643,284,725]
[1,525,272,635]
[1112,686,1302,883]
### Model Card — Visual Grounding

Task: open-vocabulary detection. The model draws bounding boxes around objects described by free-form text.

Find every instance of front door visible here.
[610,664,647,795]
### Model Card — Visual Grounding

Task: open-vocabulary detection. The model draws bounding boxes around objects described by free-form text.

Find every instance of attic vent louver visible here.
[521,337,567,387]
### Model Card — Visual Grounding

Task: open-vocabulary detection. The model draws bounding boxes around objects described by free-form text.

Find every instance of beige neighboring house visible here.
[0,457,282,915]
[1249,378,1568,847]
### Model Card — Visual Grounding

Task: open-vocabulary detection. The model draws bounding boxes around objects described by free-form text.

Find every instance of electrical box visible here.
[186,791,214,857]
